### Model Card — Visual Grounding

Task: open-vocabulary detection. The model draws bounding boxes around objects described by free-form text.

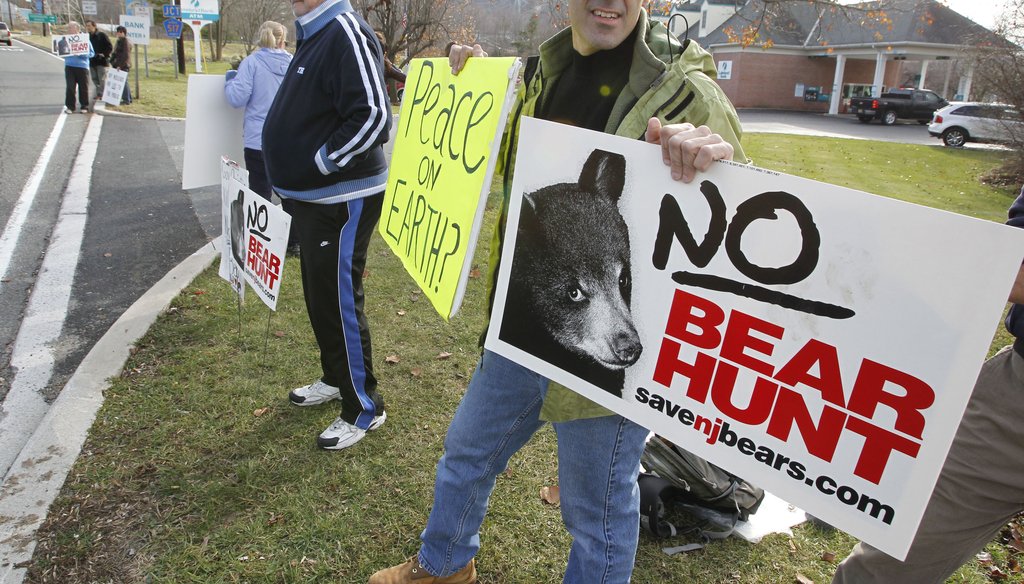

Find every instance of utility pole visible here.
[175,0,184,74]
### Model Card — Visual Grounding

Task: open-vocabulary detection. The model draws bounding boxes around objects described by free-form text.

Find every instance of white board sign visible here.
[486,117,1024,560]
[181,0,219,21]
[228,178,291,310]
[52,34,90,57]
[101,68,128,105]
[717,60,732,80]
[219,157,248,300]
[82,0,97,15]
[182,74,244,190]
[119,15,150,46]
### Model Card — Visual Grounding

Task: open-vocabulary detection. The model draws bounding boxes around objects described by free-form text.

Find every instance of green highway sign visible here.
[28,13,57,23]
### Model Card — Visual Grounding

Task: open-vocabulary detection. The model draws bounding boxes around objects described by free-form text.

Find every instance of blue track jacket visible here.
[262,0,391,204]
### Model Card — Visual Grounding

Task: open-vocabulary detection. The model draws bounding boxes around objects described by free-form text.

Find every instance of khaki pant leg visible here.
[833,346,1024,584]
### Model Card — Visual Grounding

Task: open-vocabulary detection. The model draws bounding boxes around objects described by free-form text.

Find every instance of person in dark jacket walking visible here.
[110,26,132,104]
[86,20,112,102]
[832,188,1024,583]
[262,0,391,451]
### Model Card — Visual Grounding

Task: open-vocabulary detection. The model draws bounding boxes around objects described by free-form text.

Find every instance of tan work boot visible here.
[368,556,476,583]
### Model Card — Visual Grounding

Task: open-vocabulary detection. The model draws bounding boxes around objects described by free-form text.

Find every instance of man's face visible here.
[85,22,95,33]
[569,0,645,56]
[291,0,325,17]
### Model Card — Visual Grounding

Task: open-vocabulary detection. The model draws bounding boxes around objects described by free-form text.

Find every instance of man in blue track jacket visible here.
[262,0,392,450]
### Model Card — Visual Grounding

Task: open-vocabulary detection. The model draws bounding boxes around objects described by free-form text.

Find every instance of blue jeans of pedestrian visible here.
[418,350,649,583]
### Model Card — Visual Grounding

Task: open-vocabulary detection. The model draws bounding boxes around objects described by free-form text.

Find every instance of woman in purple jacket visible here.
[224,21,292,201]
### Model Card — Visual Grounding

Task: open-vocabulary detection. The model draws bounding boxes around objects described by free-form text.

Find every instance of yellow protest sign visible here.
[380,57,520,320]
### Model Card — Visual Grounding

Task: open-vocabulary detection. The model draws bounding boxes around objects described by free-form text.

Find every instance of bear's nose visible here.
[612,334,642,365]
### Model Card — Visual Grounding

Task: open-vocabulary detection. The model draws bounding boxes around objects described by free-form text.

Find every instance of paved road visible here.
[0,39,219,481]
[738,109,1004,151]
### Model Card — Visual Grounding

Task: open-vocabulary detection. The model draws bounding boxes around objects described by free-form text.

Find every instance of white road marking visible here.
[0,113,67,287]
[0,114,102,480]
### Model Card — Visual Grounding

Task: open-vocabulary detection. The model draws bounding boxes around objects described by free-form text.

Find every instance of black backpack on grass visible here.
[639,436,765,541]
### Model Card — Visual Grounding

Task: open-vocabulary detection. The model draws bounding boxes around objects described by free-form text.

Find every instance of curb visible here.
[0,241,219,584]
[93,100,185,122]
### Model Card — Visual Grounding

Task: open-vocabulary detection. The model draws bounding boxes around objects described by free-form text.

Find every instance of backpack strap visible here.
[638,473,679,538]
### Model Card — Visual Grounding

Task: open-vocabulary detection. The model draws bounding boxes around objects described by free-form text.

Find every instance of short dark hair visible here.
[85,19,97,26]
[116,25,127,34]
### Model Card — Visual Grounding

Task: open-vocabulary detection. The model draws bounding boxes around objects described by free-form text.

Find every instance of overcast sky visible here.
[838,0,1006,30]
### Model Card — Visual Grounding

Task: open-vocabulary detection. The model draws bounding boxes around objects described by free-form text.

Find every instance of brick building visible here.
[672,0,1014,113]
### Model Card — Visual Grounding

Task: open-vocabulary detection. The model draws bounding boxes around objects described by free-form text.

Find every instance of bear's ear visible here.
[578,150,626,203]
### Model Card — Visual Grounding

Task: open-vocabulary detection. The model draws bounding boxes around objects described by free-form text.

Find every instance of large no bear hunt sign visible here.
[379,57,521,320]
[485,117,1024,560]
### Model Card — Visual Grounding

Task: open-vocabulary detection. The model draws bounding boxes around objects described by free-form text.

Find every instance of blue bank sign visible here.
[180,0,219,21]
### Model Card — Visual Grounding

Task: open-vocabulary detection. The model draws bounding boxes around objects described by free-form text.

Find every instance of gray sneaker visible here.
[288,380,341,406]
[317,412,386,450]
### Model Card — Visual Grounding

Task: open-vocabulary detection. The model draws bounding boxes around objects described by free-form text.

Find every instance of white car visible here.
[0,22,11,47]
[928,102,1022,148]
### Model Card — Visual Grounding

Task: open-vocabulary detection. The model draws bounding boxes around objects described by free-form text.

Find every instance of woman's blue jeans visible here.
[418,350,649,583]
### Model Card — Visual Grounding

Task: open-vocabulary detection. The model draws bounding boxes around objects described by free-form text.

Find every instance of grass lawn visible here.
[21,131,1024,581]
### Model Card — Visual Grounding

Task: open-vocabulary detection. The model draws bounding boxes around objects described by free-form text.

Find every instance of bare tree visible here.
[354,0,478,67]
[227,0,291,54]
[966,0,1024,184]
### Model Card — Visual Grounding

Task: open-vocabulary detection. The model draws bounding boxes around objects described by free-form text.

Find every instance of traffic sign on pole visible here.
[164,19,182,39]
[28,13,56,23]
[162,4,181,18]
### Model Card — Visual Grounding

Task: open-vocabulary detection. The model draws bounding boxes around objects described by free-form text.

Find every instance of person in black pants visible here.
[262,0,392,450]
[62,22,93,114]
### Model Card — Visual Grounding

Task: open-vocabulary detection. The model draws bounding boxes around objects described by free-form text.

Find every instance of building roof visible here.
[700,0,1014,50]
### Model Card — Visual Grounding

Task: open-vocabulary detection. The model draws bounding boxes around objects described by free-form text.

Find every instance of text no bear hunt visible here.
[486,116,1024,560]
[380,57,521,321]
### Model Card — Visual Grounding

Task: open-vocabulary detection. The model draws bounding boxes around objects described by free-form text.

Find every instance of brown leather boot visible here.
[368,556,476,584]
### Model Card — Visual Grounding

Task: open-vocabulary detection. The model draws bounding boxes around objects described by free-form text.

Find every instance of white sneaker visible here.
[288,380,341,406]
[317,411,387,450]
[63,106,73,114]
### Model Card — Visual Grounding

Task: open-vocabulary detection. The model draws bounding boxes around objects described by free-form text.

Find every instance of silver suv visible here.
[0,22,11,46]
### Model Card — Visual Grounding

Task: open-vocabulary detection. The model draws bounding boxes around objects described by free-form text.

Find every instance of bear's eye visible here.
[619,272,631,289]
[568,287,585,302]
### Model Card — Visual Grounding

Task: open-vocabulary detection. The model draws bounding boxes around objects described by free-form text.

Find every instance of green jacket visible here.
[489,12,748,422]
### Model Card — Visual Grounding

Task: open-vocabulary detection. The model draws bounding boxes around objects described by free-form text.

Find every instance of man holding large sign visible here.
[57,23,94,114]
[369,0,745,579]
[262,0,392,451]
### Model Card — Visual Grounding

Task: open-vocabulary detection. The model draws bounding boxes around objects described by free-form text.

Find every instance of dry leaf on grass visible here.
[795,574,814,584]
[411,368,422,377]
[397,310,407,316]
[821,551,836,563]
[978,552,994,565]
[469,268,481,279]
[253,407,270,417]
[437,352,453,360]
[273,331,286,337]
[540,485,560,506]
[386,355,400,364]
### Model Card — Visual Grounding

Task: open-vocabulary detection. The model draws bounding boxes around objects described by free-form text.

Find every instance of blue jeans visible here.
[418,350,649,583]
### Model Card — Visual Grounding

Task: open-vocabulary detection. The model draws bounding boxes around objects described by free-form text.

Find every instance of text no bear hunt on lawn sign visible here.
[218,157,291,311]
[379,57,521,321]
[486,117,1024,560]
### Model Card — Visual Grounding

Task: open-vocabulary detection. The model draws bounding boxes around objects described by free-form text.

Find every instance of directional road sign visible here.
[162,4,181,18]
[28,13,57,23]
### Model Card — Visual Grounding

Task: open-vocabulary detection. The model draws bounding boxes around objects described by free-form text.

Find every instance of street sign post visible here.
[162,5,181,18]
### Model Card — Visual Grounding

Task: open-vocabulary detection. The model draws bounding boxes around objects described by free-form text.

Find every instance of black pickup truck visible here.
[849,89,948,125]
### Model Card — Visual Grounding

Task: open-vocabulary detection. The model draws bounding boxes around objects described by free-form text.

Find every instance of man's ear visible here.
[578,149,626,203]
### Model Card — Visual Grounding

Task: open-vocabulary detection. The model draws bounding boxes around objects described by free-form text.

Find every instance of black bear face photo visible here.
[500,149,642,397]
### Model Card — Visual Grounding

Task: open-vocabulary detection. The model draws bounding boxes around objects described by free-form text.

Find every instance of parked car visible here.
[0,22,11,47]
[928,102,1023,148]
[849,89,947,125]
